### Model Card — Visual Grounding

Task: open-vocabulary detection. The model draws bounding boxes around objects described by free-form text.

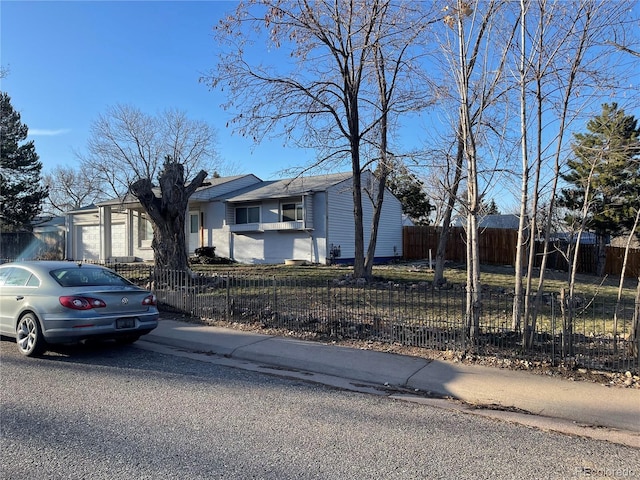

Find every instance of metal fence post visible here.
[225,273,230,322]
[273,275,277,315]
[551,292,556,367]
[326,280,331,333]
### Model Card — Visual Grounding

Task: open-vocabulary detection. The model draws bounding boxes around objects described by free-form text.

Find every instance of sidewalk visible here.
[142,318,640,447]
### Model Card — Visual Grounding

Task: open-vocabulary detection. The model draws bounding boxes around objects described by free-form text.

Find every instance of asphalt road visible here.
[1,339,638,480]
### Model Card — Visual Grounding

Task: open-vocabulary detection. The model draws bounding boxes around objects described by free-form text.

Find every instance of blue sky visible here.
[2,1,639,212]
[1,0,316,180]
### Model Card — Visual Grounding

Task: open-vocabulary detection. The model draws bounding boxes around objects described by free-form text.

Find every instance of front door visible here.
[188,211,200,254]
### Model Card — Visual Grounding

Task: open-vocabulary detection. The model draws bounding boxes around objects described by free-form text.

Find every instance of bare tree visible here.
[511,0,531,333]
[614,206,640,353]
[130,159,207,272]
[427,0,518,294]
[440,0,517,342]
[42,165,107,216]
[505,0,639,345]
[81,104,218,198]
[432,123,465,286]
[423,147,464,231]
[204,0,436,278]
[80,105,219,271]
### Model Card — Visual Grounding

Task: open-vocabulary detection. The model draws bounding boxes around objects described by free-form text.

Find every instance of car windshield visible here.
[50,267,133,287]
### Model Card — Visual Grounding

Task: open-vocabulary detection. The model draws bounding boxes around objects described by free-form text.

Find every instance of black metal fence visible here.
[137,267,639,374]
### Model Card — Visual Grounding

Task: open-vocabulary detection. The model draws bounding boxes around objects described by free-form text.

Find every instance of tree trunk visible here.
[630,276,640,359]
[364,172,387,279]
[614,207,640,353]
[351,166,365,279]
[434,132,464,286]
[129,161,207,272]
[595,232,607,277]
[512,0,529,333]
[454,3,481,347]
[560,287,574,359]
[365,49,391,279]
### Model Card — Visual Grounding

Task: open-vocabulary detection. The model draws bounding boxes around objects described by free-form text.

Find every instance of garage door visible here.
[75,225,100,261]
[111,223,126,257]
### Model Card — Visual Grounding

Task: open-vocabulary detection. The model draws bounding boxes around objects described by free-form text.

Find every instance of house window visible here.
[190,213,199,234]
[235,206,260,224]
[138,213,153,247]
[281,202,303,222]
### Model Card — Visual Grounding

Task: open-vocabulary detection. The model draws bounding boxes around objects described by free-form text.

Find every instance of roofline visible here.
[94,174,262,207]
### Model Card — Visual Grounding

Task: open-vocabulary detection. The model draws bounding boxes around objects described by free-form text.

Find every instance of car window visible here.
[2,267,34,287]
[51,267,132,287]
[26,274,41,287]
[0,267,13,286]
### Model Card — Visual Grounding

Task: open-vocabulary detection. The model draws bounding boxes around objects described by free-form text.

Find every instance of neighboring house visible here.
[65,171,404,265]
[451,213,522,230]
[547,231,598,245]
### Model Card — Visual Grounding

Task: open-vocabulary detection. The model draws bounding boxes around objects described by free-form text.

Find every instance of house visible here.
[64,175,260,262]
[451,213,522,230]
[65,171,404,265]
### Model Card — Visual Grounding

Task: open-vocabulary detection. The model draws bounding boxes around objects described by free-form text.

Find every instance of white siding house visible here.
[217,171,403,264]
[66,171,404,265]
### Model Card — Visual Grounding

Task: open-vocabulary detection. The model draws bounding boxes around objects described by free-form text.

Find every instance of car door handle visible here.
[15,296,24,301]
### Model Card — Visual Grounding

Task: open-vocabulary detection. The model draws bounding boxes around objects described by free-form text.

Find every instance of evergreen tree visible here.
[480,198,500,216]
[557,103,640,273]
[385,165,433,226]
[0,92,48,232]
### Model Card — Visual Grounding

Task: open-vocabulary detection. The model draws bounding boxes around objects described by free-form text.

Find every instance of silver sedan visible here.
[0,261,159,356]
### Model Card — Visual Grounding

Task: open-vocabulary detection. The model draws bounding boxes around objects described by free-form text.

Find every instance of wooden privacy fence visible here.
[403,226,640,278]
[403,226,518,266]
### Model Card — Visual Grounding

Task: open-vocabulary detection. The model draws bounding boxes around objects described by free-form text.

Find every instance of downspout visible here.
[325,191,330,265]
[302,194,311,263]
[65,213,72,260]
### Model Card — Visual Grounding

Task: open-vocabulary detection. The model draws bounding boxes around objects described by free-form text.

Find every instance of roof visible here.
[63,204,99,215]
[222,172,353,202]
[451,214,522,230]
[77,172,360,208]
[547,231,597,245]
[95,175,258,207]
[32,216,66,227]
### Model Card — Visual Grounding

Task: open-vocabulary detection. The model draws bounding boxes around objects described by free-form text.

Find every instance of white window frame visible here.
[280,200,303,222]
[235,205,260,224]
[190,213,200,234]
[138,212,153,248]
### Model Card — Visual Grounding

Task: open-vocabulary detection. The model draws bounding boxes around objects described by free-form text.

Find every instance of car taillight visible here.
[142,294,157,306]
[59,296,107,310]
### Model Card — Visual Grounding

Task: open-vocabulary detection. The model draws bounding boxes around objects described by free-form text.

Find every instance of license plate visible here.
[116,318,136,329]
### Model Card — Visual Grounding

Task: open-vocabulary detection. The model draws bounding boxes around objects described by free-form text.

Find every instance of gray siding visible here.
[304,194,314,228]
[230,231,318,264]
[311,192,327,261]
[327,181,355,260]
[327,172,403,261]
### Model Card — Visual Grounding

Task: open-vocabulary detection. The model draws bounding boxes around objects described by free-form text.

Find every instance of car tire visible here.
[16,313,45,357]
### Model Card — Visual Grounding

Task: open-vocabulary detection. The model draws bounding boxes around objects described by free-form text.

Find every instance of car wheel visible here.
[16,313,45,357]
